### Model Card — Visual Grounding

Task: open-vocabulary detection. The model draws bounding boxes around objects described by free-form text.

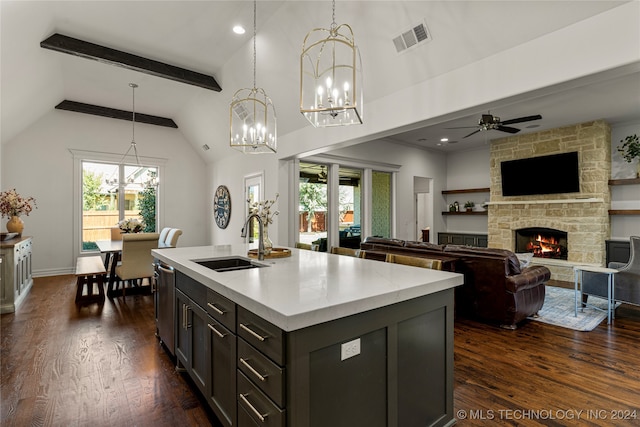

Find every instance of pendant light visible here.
[300,0,363,127]
[230,0,277,154]
[119,82,141,165]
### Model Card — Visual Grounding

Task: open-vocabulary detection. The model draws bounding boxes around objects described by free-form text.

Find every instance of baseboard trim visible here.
[33,268,75,278]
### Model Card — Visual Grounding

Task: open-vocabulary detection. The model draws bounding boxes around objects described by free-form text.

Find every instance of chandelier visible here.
[119,82,142,165]
[230,0,277,154]
[300,0,363,127]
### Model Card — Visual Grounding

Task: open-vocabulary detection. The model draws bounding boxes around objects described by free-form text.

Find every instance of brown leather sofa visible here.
[360,237,551,329]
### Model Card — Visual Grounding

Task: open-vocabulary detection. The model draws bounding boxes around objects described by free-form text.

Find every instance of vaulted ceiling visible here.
[2,1,638,161]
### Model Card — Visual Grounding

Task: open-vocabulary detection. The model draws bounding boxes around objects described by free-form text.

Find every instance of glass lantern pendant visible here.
[300,1,363,127]
[230,87,277,153]
[230,1,277,154]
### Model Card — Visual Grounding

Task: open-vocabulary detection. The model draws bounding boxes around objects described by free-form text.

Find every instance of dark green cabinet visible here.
[176,288,208,396]
[208,317,237,427]
[438,232,488,247]
[177,272,237,427]
[286,289,455,427]
[174,271,456,427]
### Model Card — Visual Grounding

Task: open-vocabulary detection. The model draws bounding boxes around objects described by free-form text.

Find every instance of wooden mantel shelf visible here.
[608,178,640,186]
[442,187,490,195]
[608,209,640,215]
[442,211,487,216]
[487,198,604,205]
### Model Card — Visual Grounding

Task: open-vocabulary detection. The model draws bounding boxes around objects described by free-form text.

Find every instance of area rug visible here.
[528,286,619,331]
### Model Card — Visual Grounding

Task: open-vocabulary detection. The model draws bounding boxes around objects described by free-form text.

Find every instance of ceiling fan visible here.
[448,113,542,138]
[318,166,327,183]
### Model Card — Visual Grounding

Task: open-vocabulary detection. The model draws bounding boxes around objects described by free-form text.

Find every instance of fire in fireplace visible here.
[515,227,568,260]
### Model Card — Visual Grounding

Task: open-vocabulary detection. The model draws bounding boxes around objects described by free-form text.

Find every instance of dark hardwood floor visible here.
[2,276,639,426]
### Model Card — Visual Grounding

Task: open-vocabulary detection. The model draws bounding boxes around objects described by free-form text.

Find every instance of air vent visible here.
[393,20,431,53]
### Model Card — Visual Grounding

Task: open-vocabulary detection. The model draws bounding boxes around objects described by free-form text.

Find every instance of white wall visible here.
[610,121,640,239]
[443,146,491,235]
[1,110,208,276]
[208,151,280,246]
[274,2,640,162]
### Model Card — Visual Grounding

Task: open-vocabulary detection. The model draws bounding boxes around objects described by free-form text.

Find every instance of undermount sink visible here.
[194,257,267,273]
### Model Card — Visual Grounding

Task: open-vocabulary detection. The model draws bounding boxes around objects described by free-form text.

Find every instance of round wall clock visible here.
[214,185,231,229]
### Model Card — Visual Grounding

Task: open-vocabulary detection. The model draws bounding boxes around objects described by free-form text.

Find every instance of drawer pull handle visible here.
[239,393,267,423]
[239,323,267,342]
[207,302,226,315]
[208,323,227,338]
[240,358,267,382]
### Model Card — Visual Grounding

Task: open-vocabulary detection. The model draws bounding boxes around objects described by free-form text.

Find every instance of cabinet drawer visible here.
[238,338,285,407]
[176,271,207,304]
[237,307,284,365]
[207,288,236,332]
[237,371,285,427]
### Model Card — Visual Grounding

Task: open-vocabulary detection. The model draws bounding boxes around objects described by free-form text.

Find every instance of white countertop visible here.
[152,244,464,332]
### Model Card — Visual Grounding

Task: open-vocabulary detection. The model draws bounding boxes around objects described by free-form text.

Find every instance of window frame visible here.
[71,149,167,259]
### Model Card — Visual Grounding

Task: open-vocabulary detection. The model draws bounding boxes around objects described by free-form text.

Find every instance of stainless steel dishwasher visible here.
[154,262,175,356]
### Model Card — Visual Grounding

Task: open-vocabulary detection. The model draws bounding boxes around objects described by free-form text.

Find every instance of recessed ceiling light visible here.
[526,124,540,129]
[440,138,449,142]
[417,138,427,142]
[233,25,246,35]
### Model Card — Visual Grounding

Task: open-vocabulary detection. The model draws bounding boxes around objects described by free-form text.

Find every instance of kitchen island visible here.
[153,244,463,427]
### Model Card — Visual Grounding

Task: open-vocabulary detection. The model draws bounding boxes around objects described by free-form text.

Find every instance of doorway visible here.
[414,177,433,242]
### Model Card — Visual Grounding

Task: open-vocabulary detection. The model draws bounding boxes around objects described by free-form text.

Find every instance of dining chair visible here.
[158,227,171,244]
[114,233,160,297]
[110,227,123,241]
[164,228,183,247]
[295,242,312,250]
[330,246,360,257]
[385,253,443,270]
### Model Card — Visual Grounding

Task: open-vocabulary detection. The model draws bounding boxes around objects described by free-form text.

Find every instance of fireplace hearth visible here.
[515,227,568,260]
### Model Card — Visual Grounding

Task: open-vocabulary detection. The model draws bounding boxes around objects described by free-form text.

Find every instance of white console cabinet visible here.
[1,236,33,314]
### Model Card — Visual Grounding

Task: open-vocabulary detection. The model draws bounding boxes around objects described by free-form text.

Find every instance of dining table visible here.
[95,239,171,297]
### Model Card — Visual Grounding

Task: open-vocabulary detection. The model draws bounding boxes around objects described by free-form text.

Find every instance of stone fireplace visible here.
[488,120,611,282]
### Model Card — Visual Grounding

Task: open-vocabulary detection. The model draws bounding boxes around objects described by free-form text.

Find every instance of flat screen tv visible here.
[500,152,580,196]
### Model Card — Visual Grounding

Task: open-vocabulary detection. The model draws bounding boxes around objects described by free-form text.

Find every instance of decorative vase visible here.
[262,222,273,256]
[6,215,24,236]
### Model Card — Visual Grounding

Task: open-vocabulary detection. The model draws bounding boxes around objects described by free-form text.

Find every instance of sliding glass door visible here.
[299,162,328,249]
[338,166,362,248]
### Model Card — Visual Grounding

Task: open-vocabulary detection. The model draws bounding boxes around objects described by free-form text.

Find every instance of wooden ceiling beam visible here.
[55,100,178,128]
[41,33,221,92]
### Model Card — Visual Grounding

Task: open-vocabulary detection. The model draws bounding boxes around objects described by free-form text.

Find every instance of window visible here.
[81,161,158,250]
[244,172,264,242]
[72,149,165,259]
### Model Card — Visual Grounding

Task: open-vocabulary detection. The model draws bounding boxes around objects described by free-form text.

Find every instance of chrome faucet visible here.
[241,213,264,260]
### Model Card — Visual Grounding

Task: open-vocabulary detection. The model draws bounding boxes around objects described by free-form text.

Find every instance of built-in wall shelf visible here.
[608,178,640,186]
[442,211,487,216]
[486,198,604,205]
[608,209,640,215]
[441,187,490,195]
[608,178,639,215]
